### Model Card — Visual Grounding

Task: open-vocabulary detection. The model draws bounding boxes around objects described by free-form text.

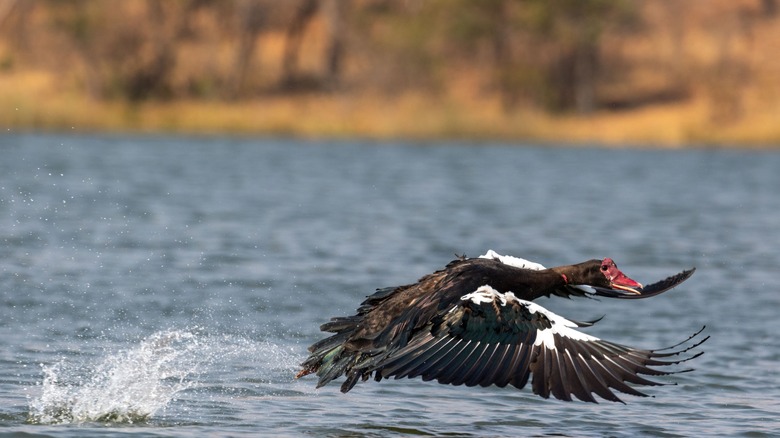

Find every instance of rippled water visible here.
[1,133,779,437]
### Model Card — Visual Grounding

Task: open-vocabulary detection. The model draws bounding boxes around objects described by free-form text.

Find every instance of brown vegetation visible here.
[1,0,779,146]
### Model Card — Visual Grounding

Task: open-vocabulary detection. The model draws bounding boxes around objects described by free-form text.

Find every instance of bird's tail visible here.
[297,287,401,390]
[296,316,363,390]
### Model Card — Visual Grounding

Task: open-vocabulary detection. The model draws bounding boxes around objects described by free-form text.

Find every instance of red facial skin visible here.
[601,258,643,293]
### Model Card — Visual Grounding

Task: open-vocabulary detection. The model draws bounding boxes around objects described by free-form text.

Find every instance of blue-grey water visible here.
[1,133,778,437]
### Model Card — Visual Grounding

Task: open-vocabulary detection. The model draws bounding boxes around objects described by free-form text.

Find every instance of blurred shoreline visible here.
[5,79,778,148]
[2,1,780,148]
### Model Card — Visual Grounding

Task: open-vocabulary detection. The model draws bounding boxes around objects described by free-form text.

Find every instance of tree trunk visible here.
[322,0,346,89]
[229,0,265,99]
[573,41,598,114]
[280,0,318,89]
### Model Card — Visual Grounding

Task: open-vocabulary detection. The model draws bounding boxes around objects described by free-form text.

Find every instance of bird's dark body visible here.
[297,254,705,402]
[349,258,564,343]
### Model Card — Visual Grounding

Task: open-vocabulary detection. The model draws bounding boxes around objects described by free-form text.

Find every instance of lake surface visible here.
[1,133,778,437]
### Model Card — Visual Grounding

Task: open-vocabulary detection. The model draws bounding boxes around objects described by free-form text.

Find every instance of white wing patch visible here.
[478,250,547,271]
[460,285,511,305]
[460,285,600,349]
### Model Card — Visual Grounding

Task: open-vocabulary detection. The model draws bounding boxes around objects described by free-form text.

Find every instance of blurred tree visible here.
[442,0,517,107]
[45,0,106,99]
[762,0,777,17]
[42,1,197,101]
[2,0,765,124]
[523,0,637,113]
[349,1,443,94]
[229,0,266,99]
[280,0,317,90]
[0,0,18,28]
[321,0,346,89]
[0,0,31,68]
[123,1,176,101]
[272,0,347,92]
[441,0,636,113]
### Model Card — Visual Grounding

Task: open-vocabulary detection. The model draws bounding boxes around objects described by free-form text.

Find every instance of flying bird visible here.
[297,250,706,403]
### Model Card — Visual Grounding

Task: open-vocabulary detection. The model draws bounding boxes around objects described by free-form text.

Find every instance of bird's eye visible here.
[600,265,608,271]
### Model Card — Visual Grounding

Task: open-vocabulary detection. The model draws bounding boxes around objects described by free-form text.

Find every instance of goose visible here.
[296,250,706,403]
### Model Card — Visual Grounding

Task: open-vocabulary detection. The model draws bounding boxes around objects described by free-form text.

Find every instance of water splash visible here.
[27,328,300,424]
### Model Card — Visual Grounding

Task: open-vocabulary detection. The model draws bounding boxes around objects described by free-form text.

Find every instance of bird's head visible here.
[598,258,643,294]
[560,258,643,295]
[564,258,696,299]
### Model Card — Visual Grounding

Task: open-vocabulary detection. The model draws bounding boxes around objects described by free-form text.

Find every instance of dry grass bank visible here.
[3,1,780,147]
[4,69,780,147]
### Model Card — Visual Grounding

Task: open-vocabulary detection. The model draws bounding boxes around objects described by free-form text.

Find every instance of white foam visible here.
[27,329,300,424]
[28,330,201,424]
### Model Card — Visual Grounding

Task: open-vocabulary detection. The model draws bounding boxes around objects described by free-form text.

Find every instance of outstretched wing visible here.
[377,285,706,403]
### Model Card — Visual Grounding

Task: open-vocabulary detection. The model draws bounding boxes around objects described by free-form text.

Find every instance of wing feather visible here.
[422,339,478,382]
[374,285,705,403]
[381,333,453,378]
[563,349,597,403]
[391,334,465,379]
[475,341,513,387]
[439,341,489,385]
[550,348,572,401]
[461,331,515,387]
[572,353,621,402]
[434,340,476,384]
